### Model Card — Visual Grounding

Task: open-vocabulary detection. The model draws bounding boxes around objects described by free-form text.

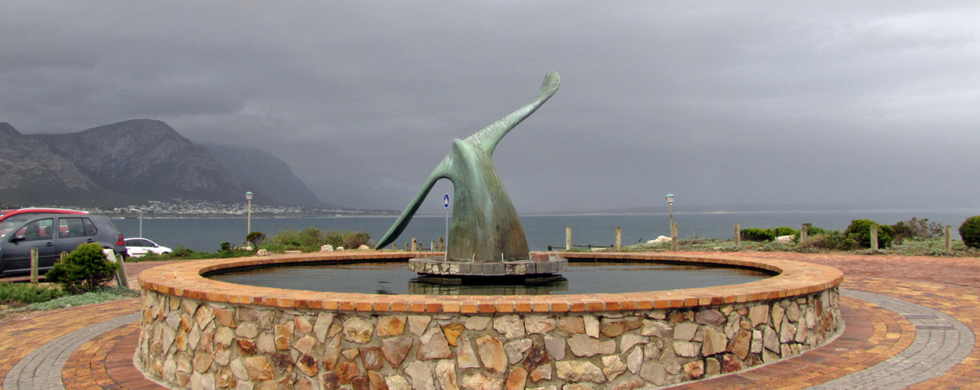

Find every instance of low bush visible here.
[798,231,860,251]
[845,219,893,248]
[741,228,775,242]
[138,246,253,261]
[44,243,120,294]
[807,226,830,235]
[772,227,800,237]
[0,282,67,304]
[246,231,266,249]
[960,216,980,248]
[342,231,372,249]
[26,286,139,311]
[267,228,373,251]
[892,217,944,243]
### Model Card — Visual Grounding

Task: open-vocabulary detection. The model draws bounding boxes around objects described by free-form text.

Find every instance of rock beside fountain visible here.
[358,244,371,250]
[776,235,794,243]
[648,236,672,244]
[256,249,269,256]
[320,245,334,252]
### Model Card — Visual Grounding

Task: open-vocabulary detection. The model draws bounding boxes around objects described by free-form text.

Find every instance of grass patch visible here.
[126,228,375,262]
[619,236,979,257]
[24,287,139,311]
[129,246,255,262]
[0,284,137,320]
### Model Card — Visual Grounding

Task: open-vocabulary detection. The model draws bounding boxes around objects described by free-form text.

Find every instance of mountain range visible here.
[0,119,331,209]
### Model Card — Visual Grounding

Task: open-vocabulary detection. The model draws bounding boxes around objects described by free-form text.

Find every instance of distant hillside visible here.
[31,119,253,204]
[0,119,328,209]
[0,122,137,206]
[204,144,335,208]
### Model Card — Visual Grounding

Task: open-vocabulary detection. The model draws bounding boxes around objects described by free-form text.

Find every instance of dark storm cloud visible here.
[2,2,979,212]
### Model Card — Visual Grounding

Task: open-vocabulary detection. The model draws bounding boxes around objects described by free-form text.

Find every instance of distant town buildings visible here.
[62,199,394,217]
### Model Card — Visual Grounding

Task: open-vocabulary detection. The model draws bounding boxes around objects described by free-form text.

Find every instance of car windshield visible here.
[0,218,27,237]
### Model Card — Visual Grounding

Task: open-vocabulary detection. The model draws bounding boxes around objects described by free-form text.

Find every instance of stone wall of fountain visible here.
[135,251,843,389]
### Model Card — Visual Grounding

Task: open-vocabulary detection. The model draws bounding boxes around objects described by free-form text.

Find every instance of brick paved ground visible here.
[1,254,978,389]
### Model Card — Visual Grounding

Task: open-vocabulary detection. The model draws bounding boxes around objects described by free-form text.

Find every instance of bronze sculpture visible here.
[376,71,562,272]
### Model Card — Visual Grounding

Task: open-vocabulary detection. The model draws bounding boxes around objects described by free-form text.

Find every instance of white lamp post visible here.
[665,194,675,251]
[245,192,253,236]
[138,209,143,237]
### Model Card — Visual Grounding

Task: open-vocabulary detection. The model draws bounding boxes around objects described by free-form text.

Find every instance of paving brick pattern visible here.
[807,289,974,389]
[0,299,140,390]
[62,322,165,390]
[2,313,139,390]
[1,253,979,389]
[670,294,916,389]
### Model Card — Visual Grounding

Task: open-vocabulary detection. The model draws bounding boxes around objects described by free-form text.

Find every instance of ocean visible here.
[109,209,979,253]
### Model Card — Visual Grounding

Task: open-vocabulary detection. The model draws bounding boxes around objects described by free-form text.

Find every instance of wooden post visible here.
[671,222,678,251]
[59,251,69,263]
[439,237,444,252]
[801,223,811,245]
[104,249,129,289]
[30,247,39,284]
[734,223,741,246]
[870,225,879,251]
[405,242,409,251]
[945,226,952,252]
[615,227,622,251]
[566,226,572,251]
[412,238,417,252]
[392,243,396,250]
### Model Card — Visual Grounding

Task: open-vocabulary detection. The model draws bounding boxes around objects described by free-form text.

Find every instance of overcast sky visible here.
[2,2,979,213]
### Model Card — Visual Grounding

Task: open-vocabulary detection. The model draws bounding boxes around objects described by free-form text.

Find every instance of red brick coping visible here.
[137,251,843,314]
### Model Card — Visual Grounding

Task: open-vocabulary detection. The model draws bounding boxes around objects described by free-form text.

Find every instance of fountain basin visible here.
[137,251,843,389]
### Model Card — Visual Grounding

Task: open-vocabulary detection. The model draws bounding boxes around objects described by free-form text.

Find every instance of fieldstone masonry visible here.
[137,288,841,389]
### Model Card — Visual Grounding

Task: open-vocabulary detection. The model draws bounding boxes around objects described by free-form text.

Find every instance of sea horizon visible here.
[110,208,979,253]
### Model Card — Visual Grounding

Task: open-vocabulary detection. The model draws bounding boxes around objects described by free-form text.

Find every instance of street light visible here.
[665,194,675,251]
[245,192,253,236]
[138,209,143,238]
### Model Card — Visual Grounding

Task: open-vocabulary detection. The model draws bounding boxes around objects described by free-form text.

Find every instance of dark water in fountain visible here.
[206,261,773,296]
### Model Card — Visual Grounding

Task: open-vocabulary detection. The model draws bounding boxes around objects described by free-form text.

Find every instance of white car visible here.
[124,238,172,257]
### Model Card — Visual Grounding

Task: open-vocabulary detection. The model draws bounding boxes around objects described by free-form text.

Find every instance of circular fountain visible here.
[136,251,842,389]
[135,72,843,389]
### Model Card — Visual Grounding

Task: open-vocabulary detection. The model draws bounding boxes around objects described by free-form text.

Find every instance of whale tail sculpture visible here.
[376,71,560,264]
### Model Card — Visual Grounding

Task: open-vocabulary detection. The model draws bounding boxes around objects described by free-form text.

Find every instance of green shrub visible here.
[800,231,860,251]
[44,243,120,294]
[169,246,197,259]
[741,228,775,242]
[342,231,372,249]
[0,282,67,304]
[845,219,893,248]
[266,228,372,250]
[298,227,325,246]
[220,242,232,252]
[806,226,830,236]
[892,217,944,243]
[269,229,301,246]
[246,231,266,249]
[772,227,800,237]
[960,216,980,248]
